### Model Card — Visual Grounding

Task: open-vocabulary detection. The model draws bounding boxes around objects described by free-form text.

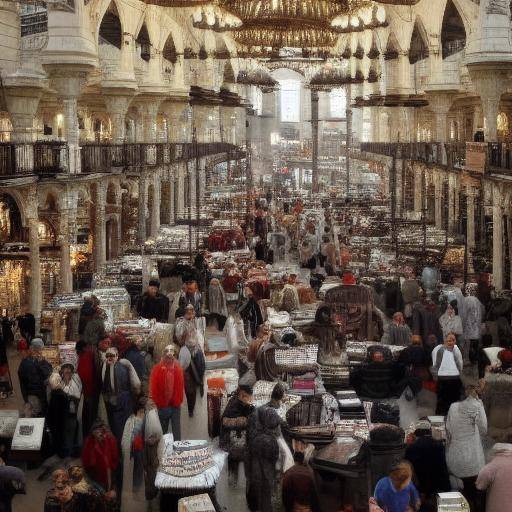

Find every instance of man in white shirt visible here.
[432,333,463,415]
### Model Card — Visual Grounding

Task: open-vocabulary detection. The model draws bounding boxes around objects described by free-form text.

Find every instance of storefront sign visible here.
[465,142,487,174]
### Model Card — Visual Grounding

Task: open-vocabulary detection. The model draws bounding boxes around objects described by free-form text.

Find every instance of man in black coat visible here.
[136,280,170,323]
[17,338,52,416]
[405,420,450,512]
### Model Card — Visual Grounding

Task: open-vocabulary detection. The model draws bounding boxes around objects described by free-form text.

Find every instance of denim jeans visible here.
[158,406,181,440]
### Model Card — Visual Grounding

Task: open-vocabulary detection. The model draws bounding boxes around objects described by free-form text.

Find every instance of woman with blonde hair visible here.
[373,460,420,512]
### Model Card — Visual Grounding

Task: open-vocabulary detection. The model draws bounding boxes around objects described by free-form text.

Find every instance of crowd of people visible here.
[1,194,512,512]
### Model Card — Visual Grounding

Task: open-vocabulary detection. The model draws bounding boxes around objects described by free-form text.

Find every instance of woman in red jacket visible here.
[149,344,184,440]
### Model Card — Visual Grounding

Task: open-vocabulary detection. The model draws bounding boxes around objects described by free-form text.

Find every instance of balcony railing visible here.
[359,142,466,169]
[359,141,512,175]
[0,142,68,176]
[81,142,245,173]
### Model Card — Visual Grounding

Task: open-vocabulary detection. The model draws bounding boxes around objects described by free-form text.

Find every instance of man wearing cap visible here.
[149,344,184,439]
[136,280,170,323]
[17,338,52,416]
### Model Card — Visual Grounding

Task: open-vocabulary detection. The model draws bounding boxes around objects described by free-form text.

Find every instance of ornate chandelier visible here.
[144,0,211,5]
[218,0,367,49]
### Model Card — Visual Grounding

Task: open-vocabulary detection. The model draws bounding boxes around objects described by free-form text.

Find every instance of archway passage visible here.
[136,23,151,62]
[106,217,119,260]
[441,0,466,59]
[99,1,122,49]
[0,194,24,242]
[409,20,429,64]
[163,34,177,64]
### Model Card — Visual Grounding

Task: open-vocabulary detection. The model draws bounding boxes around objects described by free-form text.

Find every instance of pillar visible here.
[143,103,160,143]
[493,183,504,290]
[29,218,42,327]
[414,167,423,214]
[466,186,476,250]
[426,92,455,143]
[58,203,73,293]
[447,174,457,233]
[169,170,176,226]
[434,172,443,229]
[3,84,44,142]
[94,183,106,272]
[138,177,147,245]
[311,89,319,193]
[177,167,185,218]
[150,177,160,238]
[104,94,133,144]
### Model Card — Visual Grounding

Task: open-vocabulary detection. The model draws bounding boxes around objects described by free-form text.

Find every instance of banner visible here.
[465,142,487,174]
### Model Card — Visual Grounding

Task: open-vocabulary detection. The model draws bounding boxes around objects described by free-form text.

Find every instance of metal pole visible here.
[345,85,352,199]
[311,89,319,194]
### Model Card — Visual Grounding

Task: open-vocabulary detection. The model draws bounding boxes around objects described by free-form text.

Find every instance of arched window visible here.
[279,80,301,122]
[441,0,466,59]
[99,2,122,49]
[329,88,346,118]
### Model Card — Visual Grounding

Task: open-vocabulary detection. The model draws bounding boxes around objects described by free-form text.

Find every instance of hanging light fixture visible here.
[217,0,369,51]
[144,0,212,6]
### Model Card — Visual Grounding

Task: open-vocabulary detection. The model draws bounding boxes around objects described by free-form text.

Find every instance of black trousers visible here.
[436,377,462,415]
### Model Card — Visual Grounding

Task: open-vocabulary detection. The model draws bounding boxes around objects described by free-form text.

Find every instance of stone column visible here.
[169,169,176,226]
[177,166,185,219]
[3,83,45,142]
[447,174,457,233]
[149,176,161,238]
[27,188,41,330]
[162,102,187,143]
[104,94,133,144]
[45,70,89,173]
[466,186,476,250]
[58,191,74,294]
[138,177,147,245]
[493,183,504,290]
[143,103,160,143]
[434,172,443,229]
[426,92,455,143]
[414,166,423,214]
[94,183,107,272]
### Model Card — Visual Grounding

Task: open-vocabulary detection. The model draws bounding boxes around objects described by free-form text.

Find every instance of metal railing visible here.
[359,142,467,169]
[80,142,244,173]
[0,142,68,176]
[20,11,48,37]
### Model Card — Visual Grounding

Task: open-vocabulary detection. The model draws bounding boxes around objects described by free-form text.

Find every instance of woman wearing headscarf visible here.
[476,443,512,512]
[246,407,283,512]
[445,385,487,511]
[175,305,206,417]
[121,397,163,507]
[101,347,141,441]
[482,348,512,441]
[47,363,83,459]
[439,301,463,342]
[206,278,228,331]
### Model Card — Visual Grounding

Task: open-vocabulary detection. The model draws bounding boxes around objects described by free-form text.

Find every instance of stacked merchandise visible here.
[334,420,369,440]
[346,341,405,365]
[335,390,366,420]
[437,492,470,512]
[290,372,316,396]
[145,225,209,255]
[84,287,131,324]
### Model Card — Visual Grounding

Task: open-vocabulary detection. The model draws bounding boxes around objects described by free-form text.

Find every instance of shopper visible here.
[75,341,98,438]
[82,421,120,495]
[445,385,487,511]
[220,385,254,487]
[238,286,263,339]
[177,280,202,318]
[47,364,82,459]
[17,338,52,416]
[388,312,413,347]
[206,278,228,331]
[462,283,485,365]
[16,306,35,343]
[483,348,512,441]
[432,333,463,415]
[246,406,282,512]
[149,344,184,439]
[439,301,463,342]
[136,280,170,323]
[0,463,25,512]
[175,305,205,417]
[282,451,319,512]
[373,461,421,512]
[101,347,141,441]
[476,443,512,512]
[405,420,450,511]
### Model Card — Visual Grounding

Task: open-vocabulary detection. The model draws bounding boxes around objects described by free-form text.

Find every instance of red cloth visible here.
[77,346,97,398]
[149,361,184,409]
[82,431,119,490]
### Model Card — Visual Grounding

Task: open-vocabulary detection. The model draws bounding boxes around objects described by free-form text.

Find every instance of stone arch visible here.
[409,17,430,64]
[163,32,178,65]
[97,0,122,48]
[223,60,236,85]
[384,32,401,60]
[441,0,467,59]
[136,22,152,62]
[106,181,118,205]
[0,193,25,242]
